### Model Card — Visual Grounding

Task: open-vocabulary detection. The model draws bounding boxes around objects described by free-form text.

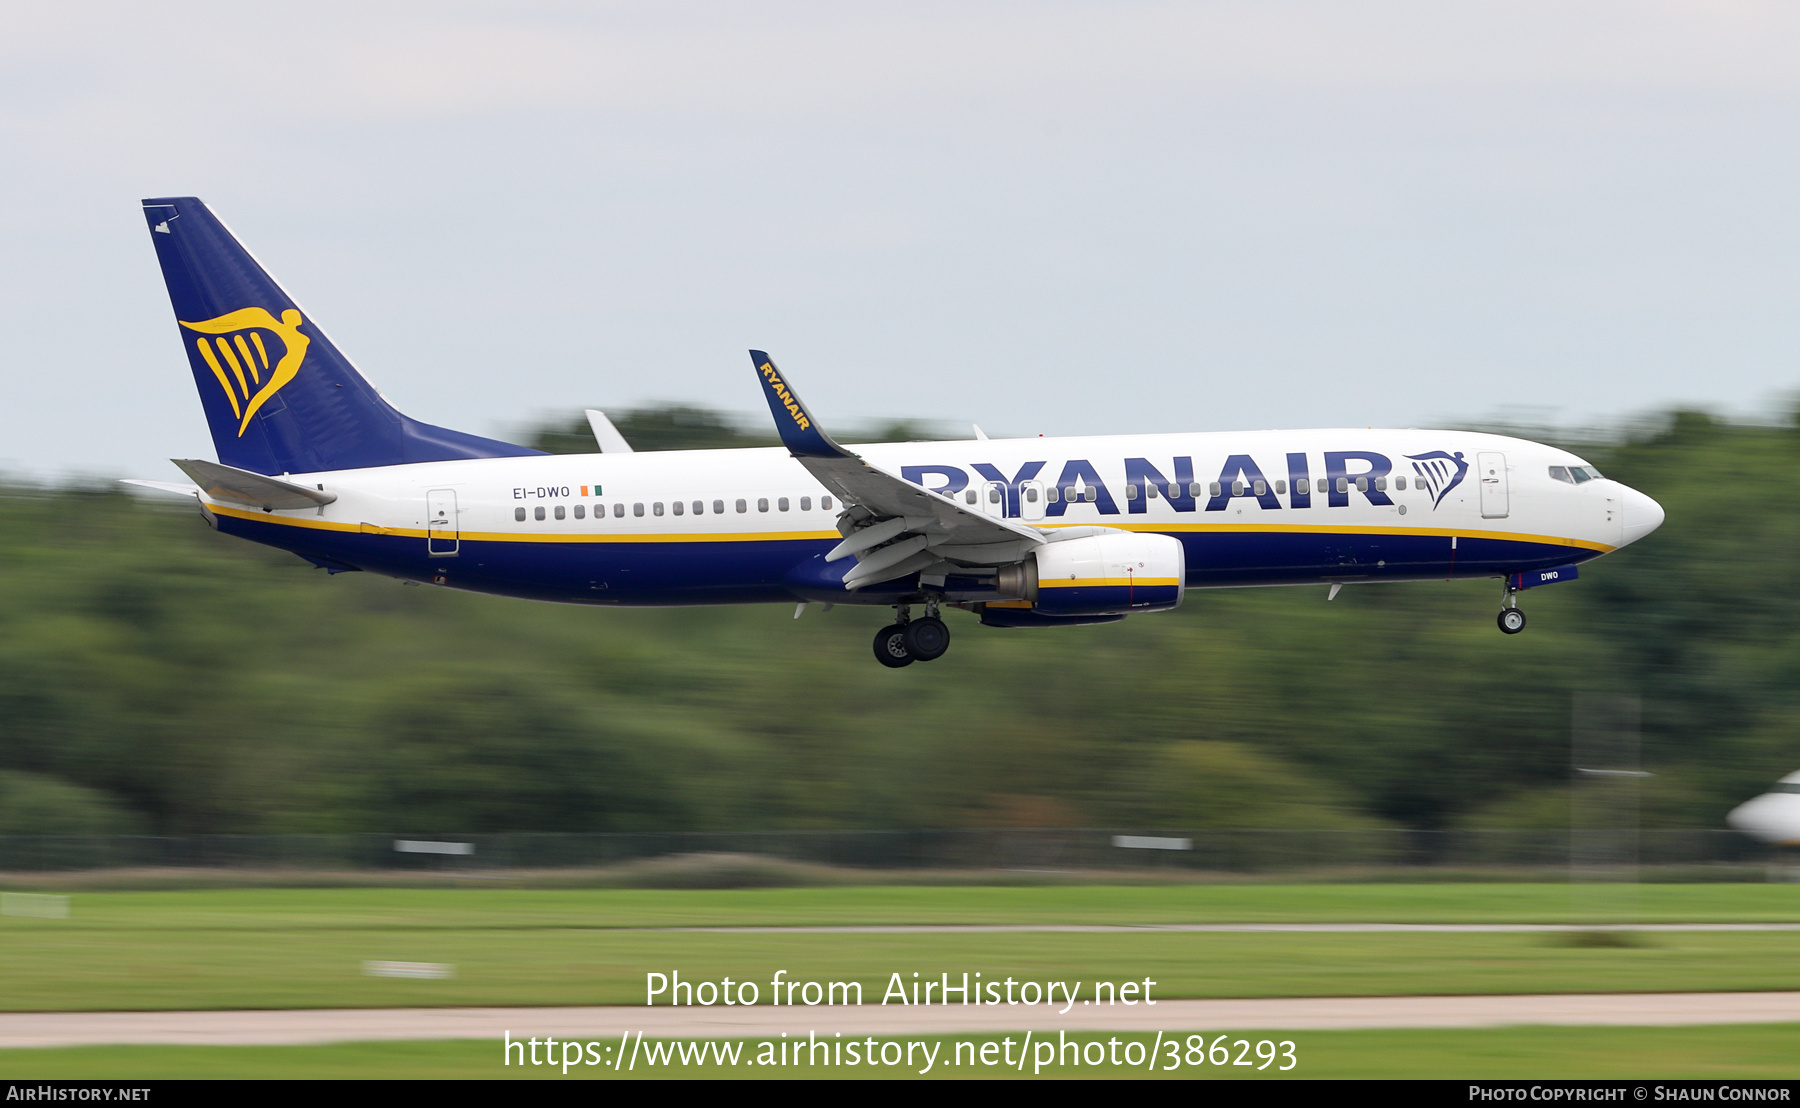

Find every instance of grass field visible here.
[3,1027,1798,1079]
[1,884,1797,1012]
[7,882,1799,929]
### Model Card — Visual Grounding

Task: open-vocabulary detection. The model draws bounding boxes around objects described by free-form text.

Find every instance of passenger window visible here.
[1253,480,1266,496]
[989,487,1001,504]
[633,503,645,517]
[1084,488,1097,502]
[758,498,769,512]
[821,496,833,510]
[1336,478,1348,494]
[1188,482,1202,497]
[965,490,978,504]
[1125,484,1139,500]
[800,496,812,511]
[692,500,703,515]
[1317,478,1328,494]
[1395,476,1407,490]
[1231,482,1245,496]
[573,504,585,519]
[713,500,725,514]
[554,505,566,520]
[1374,477,1387,492]
[653,502,664,516]
[535,506,546,521]
[514,507,526,522]
[1209,482,1221,497]
[1355,477,1367,492]
[1025,486,1039,503]
[672,501,683,516]
[1275,479,1286,494]
[1047,487,1060,503]
[737,499,748,513]
[1146,484,1158,499]
[613,503,624,518]
[779,497,790,511]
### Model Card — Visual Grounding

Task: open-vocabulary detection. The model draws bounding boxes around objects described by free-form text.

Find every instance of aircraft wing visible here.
[750,351,1043,588]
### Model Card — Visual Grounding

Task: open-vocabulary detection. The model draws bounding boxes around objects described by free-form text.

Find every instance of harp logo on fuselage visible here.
[1404,451,1469,508]
[179,307,310,437]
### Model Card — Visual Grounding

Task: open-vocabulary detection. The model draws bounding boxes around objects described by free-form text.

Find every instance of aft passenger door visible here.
[1477,452,1509,519]
[427,489,459,556]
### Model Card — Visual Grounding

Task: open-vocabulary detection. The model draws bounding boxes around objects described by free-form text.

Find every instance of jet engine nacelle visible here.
[993,530,1186,617]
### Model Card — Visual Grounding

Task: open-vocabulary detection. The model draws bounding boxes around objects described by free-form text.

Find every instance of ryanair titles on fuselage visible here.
[894,446,1467,517]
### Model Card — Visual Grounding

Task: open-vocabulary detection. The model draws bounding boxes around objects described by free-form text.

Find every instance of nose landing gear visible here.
[872,600,951,667]
[1497,585,1526,634]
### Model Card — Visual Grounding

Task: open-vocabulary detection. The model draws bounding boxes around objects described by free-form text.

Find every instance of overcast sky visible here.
[4,1,1798,480]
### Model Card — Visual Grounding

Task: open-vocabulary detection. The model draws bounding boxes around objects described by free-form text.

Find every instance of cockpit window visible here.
[1551,465,1603,484]
[1774,783,1800,794]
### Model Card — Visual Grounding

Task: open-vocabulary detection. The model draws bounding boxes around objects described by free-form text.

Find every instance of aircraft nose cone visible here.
[1728,794,1800,845]
[1619,485,1664,547]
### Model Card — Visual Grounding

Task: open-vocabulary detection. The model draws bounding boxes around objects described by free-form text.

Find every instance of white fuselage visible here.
[197,427,1661,606]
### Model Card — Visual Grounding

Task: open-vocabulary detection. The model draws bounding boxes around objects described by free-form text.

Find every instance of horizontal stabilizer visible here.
[121,479,201,498]
[171,458,338,511]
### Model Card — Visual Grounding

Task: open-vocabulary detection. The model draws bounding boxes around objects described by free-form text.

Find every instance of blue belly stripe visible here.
[213,513,1599,606]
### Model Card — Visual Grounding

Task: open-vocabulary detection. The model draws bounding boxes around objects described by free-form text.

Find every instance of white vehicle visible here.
[131,197,1665,667]
[1727,772,1800,845]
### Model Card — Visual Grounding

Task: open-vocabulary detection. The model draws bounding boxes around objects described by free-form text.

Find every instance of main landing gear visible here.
[873,601,951,668]
[1497,586,1527,635]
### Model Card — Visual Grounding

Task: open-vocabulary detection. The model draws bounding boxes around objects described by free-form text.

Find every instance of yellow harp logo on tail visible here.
[179,308,310,437]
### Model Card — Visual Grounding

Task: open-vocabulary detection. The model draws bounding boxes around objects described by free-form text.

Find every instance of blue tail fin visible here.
[142,197,542,475]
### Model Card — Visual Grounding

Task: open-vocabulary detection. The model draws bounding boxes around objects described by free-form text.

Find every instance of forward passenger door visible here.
[1477,453,1509,519]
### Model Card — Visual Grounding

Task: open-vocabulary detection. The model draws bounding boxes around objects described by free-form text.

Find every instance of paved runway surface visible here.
[6,993,1800,1048]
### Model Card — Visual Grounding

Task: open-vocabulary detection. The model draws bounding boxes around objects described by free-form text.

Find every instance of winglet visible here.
[749,351,853,458]
[584,410,634,453]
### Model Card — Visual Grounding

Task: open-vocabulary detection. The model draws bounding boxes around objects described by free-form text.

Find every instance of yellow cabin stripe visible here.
[1039,577,1181,589]
[205,504,1609,553]
[1036,520,1615,554]
[207,504,837,542]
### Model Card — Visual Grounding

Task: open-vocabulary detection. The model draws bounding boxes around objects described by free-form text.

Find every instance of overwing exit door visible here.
[1019,480,1047,521]
[1477,452,1509,519]
[427,489,459,556]
[980,480,1007,519]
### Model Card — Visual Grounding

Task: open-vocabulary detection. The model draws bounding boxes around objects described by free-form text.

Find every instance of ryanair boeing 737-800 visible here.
[128,197,1664,667]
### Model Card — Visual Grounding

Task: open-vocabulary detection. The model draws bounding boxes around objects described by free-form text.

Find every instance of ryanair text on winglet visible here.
[760,362,811,432]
